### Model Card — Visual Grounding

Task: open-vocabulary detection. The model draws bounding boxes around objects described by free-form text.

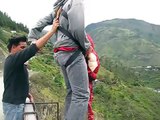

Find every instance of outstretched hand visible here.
[51,18,60,33]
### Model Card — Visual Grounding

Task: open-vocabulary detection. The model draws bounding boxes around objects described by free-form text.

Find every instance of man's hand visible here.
[28,93,34,103]
[56,7,62,19]
[88,53,98,72]
[51,18,60,33]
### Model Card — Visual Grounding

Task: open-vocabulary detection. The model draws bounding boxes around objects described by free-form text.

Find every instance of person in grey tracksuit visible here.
[28,0,91,119]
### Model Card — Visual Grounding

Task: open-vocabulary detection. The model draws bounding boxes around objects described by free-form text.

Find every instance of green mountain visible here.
[86,18,160,67]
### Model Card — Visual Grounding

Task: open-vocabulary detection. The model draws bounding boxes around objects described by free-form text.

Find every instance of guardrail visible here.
[23,102,59,120]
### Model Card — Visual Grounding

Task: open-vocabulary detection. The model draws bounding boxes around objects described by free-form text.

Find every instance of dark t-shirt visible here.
[2,44,38,104]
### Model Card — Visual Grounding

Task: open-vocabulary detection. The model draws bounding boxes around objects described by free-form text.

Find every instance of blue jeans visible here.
[3,102,24,120]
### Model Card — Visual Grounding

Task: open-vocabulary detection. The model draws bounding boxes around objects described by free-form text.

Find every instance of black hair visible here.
[7,36,28,52]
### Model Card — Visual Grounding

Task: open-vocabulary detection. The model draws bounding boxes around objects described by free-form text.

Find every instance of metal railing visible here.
[23,102,59,120]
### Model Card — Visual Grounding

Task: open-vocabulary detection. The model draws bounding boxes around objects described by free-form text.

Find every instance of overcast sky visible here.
[0,0,160,30]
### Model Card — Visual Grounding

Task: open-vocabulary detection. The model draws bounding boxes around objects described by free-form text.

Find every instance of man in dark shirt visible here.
[2,19,59,120]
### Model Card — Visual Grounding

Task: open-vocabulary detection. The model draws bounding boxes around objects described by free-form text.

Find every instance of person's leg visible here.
[3,102,15,120]
[66,53,90,120]
[60,66,72,119]
[3,102,24,120]
[88,81,94,120]
[54,52,75,119]
[15,104,24,120]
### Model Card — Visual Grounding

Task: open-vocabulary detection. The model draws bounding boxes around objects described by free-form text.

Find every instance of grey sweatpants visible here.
[55,51,90,120]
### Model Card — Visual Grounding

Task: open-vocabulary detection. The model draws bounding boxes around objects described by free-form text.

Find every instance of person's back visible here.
[54,0,90,51]
[54,1,91,119]
[28,0,91,120]
[28,0,90,54]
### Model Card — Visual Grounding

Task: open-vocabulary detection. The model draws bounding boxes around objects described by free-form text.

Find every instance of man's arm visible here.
[28,12,55,41]
[35,19,59,49]
[13,19,59,66]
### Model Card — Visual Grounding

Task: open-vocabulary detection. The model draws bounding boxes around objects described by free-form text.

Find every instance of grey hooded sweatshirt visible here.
[28,0,90,53]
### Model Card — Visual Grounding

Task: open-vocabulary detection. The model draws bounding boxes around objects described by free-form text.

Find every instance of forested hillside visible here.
[86,19,160,67]
[0,11,160,120]
[0,11,28,33]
